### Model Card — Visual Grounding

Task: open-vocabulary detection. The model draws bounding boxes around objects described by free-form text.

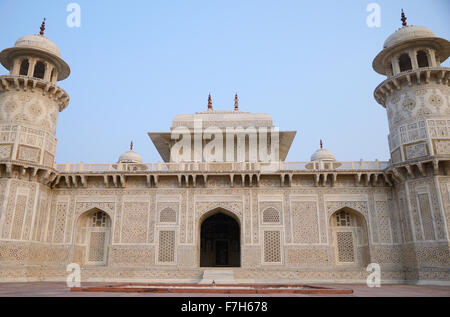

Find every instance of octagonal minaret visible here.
[0,20,70,169]
[373,13,450,282]
[373,12,450,166]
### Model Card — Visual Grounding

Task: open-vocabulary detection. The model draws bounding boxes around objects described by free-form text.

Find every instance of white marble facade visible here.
[0,20,449,284]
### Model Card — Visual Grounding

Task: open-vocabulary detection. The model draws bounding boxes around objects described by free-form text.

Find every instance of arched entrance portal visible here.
[200,212,240,267]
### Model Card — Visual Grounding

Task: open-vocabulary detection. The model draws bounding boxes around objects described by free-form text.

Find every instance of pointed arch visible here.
[328,206,367,228]
[329,207,370,267]
[198,207,241,267]
[199,207,241,227]
[327,204,369,225]
[73,208,112,266]
[198,203,243,225]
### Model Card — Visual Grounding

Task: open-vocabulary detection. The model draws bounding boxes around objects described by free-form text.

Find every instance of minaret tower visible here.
[373,11,449,166]
[0,20,70,171]
[373,12,450,282]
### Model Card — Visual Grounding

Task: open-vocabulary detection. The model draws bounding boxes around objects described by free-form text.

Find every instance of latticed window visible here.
[335,210,353,227]
[336,231,355,263]
[160,208,177,223]
[262,207,280,223]
[88,232,106,262]
[158,230,175,263]
[263,231,281,263]
[91,211,107,227]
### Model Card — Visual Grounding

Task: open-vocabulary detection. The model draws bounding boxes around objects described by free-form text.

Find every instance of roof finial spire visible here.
[401,9,407,27]
[320,139,323,149]
[39,18,46,36]
[130,141,134,151]
[208,94,213,110]
[234,93,239,111]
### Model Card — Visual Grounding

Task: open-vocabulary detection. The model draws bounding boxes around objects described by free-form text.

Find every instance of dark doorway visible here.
[200,212,240,267]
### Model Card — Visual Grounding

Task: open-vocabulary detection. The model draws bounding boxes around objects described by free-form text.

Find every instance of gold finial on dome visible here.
[234,93,239,111]
[401,9,407,27]
[320,139,323,149]
[208,94,213,110]
[130,141,134,151]
[39,18,46,36]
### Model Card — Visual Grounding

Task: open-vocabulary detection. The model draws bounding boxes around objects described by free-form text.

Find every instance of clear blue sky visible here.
[1,0,449,163]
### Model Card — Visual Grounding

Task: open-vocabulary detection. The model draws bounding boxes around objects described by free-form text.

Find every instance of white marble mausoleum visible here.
[0,16,449,284]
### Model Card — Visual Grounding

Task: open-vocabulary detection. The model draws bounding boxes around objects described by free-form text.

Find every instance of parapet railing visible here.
[55,160,390,174]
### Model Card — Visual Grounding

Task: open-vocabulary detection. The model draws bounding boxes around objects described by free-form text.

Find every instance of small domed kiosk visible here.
[118,142,143,164]
[307,140,341,170]
[115,142,147,171]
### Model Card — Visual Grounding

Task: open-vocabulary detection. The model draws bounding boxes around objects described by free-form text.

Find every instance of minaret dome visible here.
[0,20,70,83]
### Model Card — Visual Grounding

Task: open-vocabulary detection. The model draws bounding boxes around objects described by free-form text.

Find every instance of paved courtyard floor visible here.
[0,282,449,297]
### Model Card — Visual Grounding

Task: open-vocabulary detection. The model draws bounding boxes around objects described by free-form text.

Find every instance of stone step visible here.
[199,269,235,284]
